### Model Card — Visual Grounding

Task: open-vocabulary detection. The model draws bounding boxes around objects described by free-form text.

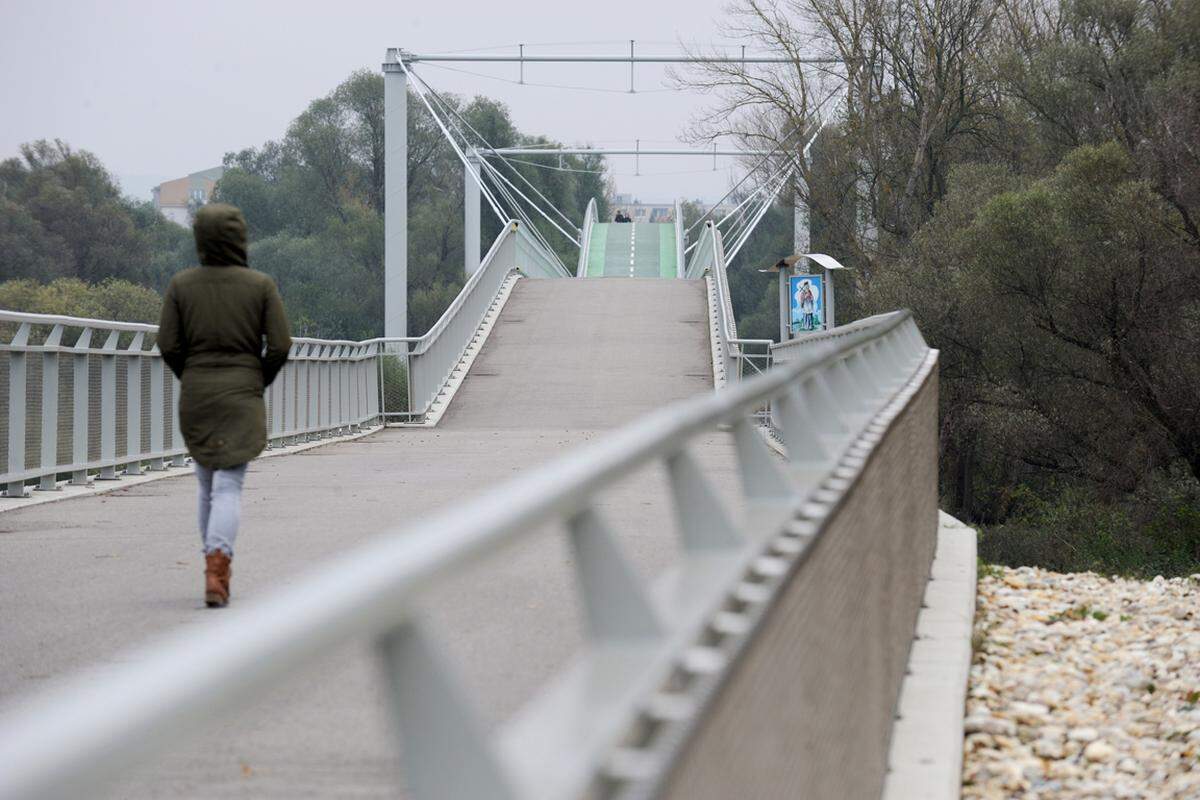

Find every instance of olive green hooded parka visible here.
[157,204,292,469]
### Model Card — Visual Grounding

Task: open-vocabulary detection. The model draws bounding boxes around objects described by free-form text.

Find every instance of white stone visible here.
[965,715,1017,737]
[1033,738,1065,759]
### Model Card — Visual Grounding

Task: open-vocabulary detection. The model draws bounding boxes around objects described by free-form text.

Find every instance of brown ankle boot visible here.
[204,551,231,608]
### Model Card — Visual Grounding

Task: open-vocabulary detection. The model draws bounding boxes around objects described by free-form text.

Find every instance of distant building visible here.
[152,167,224,227]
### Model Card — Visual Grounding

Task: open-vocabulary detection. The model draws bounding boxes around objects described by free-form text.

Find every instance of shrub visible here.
[979,466,1200,577]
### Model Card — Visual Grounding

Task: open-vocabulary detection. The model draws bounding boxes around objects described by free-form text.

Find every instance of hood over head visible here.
[193,203,249,267]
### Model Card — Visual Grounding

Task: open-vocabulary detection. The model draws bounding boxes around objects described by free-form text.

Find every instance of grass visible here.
[977,469,1200,578]
[1044,604,1110,624]
[977,558,1004,580]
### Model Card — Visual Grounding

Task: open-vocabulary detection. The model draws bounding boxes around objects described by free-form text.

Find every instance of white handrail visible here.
[0,221,572,492]
[0,314,382,494]
[0,310,158,333]
[0,309,933,800]
[576,198,597,278]
[674,198,685,278]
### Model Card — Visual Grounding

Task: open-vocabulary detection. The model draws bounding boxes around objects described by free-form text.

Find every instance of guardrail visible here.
[397,220,568,420]
[683,219,715,280]
[769,310,900,364]
[673,199,685,278]
[0,309,935,800]
[0,311,381,498]
[0,222,568,493]
[690,221,769,391]
[577,198,598,278]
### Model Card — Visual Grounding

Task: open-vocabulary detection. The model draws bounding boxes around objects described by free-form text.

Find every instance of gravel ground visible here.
[963,566,1200,799]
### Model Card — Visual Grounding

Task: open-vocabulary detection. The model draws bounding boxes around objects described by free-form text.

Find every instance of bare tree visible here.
[676,0,1002,293]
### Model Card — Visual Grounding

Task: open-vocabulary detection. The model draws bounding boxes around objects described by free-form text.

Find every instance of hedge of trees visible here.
[686,0,1200,573]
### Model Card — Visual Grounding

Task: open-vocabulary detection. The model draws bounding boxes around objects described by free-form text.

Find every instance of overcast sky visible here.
[1,0,761,203]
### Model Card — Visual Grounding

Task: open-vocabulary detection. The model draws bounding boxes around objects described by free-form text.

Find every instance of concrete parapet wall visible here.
[663,364,940,800]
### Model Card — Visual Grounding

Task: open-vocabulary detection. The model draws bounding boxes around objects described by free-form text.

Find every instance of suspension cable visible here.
[716,157,794,230]
[410,69,571,274]
[725,167,795,265]
[477,159,569,273]
[479,163,570,270]
[683,84,844,237]
[409,78,569,273]
[410,70,581,236]
[398,60,509,226]
[479,159,580,247]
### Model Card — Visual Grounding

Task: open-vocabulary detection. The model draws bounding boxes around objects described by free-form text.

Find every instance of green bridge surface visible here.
[585,222,678,278]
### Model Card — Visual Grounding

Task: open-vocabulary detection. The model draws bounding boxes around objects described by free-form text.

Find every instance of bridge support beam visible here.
[384,49,408,338]
[781,183,813,343]
[464,148,481,276]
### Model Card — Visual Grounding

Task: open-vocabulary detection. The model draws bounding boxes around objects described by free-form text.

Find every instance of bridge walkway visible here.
[0,277,739,797]
[585,222,678,278]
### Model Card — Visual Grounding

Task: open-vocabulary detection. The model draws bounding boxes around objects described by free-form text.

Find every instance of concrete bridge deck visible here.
[584,222,678,278]
[0,277,739,797]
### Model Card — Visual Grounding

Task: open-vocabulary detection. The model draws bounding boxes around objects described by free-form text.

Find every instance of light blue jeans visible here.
[196,464,247,556]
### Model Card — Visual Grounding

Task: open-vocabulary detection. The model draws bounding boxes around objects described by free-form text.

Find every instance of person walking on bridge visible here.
[157,204,292,608]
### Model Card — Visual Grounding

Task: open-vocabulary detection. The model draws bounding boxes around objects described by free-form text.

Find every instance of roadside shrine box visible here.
[759,253,849,342]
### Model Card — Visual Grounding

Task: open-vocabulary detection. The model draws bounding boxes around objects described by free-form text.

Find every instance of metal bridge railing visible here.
[673,199,685,278]
[0,309,933,800]
[0,221,575,494]
[392,220,568,421]
[577,198,598,278]
[0,311,381,498]
[692,220,770,393]
[770,310,903,364]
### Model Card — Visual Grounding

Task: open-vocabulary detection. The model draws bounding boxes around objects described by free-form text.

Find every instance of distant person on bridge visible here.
[157,203,292,608]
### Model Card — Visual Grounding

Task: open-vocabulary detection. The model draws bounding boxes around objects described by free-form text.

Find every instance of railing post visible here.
[343,350,353,431]
[367,343,381,424]
[320,346,331,437]
[148,350,165,471]
[170,374,186,467]
[361,345,370,427]
[296,345,310,440]
[568,507,665,640]
[324,347,335,436]
[879,328,911,372]
[801,373,850,435]
[333,348,343,433]
[334,347,346,434]
[124,333,144,476]
[867,339,907,394]
[896,321,924,362]
[268,357,283,447]
[284,351,298,444]
[666,448,744,551]
[827,357,870,414]
[6,323,30,497]
[71,329,92,485]
[846,348,880,402]
[37,325,64,492]
[96,330,120,480]
[350,346,363,430]
[405,342,414,422]
[731,417,793,501]
[307,345,320,440]
[776,385,831,468]
[377,621,518,800]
